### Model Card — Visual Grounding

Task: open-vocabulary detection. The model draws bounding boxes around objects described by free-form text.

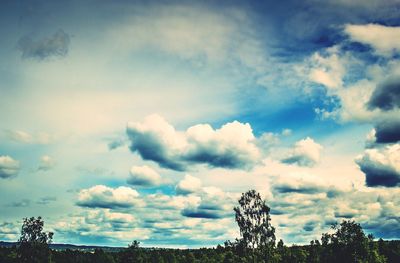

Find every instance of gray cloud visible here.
[17,29,70,60]
[359,164,400,187]
[183,201,230,219]
[334,210,357,219]
[273,180,340,197]
[303,221,318,232]
[356,144,400,187]
[368,76,400,111]
[127,129,184,171]
[184,148,249,169]
[374,120,400,144]
[274,184,321,195]
[0,155,20,179]
[181,207,226,219]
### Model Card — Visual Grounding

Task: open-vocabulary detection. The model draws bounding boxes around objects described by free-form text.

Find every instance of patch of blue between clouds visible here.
[139,185,176,196]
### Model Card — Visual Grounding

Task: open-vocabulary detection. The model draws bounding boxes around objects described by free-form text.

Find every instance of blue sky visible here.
[1,0,400,247]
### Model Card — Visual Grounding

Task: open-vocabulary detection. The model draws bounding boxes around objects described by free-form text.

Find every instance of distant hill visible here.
[0,241,124,252]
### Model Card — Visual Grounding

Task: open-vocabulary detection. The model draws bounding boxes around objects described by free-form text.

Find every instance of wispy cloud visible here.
[17,29,70,60]
[4,130,56,144]
[38,155,55,171]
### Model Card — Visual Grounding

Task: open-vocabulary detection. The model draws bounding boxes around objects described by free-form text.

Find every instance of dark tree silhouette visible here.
[129,240,140,249]
[320,220,386,263]
[17,216,54,263]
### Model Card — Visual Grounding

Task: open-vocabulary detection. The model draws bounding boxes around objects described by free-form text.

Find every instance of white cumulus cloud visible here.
[126,114,260,171]
[176,174,202,195]
[282,137,323,167]
[77,185,142,209]
[127,165,162,187]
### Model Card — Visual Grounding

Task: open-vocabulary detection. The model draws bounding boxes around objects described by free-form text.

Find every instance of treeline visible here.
[1,190,399,262]
[1,237,400,263]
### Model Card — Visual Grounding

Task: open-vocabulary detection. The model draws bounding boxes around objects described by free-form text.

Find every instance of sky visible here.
[0,0,400,248]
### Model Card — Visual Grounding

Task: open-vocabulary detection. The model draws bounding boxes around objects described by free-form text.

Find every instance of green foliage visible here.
[378,239,400,262]
[17,216,53,263]
[234,190,276,263]
[129,240,141,249]
[319,220,387,263]
[1,236,400,263]
[234,190,276,250]
[18,217,53,244]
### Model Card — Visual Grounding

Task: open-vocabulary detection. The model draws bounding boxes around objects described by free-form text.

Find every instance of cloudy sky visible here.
[1,0,400,248]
